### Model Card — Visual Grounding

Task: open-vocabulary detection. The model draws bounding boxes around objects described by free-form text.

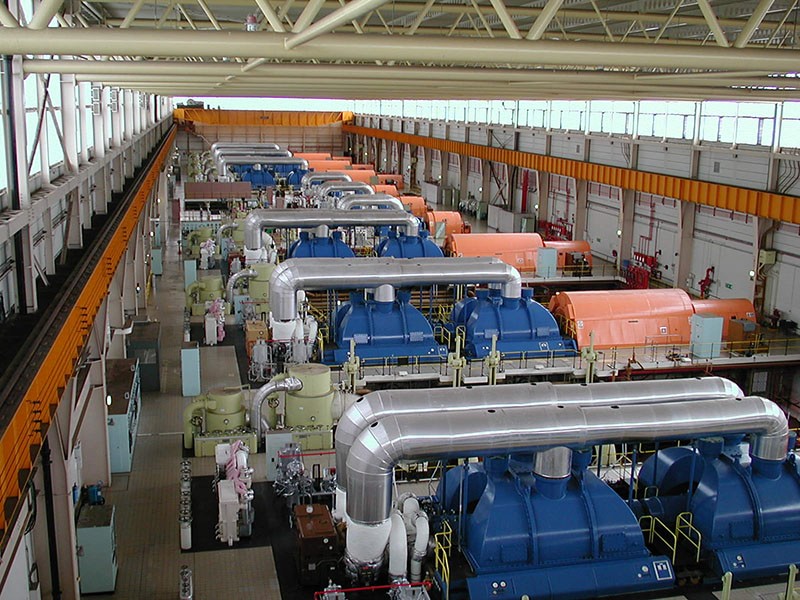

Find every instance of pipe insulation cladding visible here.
[333,377,744,494]
[344,396,788,566]
[243,209,420,250]
[268,257,523,321]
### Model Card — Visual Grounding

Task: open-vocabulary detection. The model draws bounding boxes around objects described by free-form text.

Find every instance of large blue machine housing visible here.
[287,232,355,259]
[376,231,444,258]
[235,164,308,189]
[436,455,675,599]
[450,288,577,358]
[635,438,800,581]
[325,290,447,364]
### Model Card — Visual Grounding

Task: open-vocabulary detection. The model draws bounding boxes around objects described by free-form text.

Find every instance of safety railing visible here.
[675,512,702,564]
[640,514,679,564]
[435,521,453,600]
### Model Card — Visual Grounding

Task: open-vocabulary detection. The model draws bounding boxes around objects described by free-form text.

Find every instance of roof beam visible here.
[0,3,18,27]
[695,0,730,47]
[119,0,147,28]
[28,0,63,28]
[285,0,392,49]
[291,0,325,32]
[254,0,286,32]
[5,30,800,73]
[488,0,520,39]
[526,0,563,41]
[734,0,775,48]
[195,0,222,29]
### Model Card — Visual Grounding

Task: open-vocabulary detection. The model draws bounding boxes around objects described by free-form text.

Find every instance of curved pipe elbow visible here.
[750,397,790,461]
[244,209,270,250]
[225,267,257,301]
[251,376,304,442]
[269,260,303,321]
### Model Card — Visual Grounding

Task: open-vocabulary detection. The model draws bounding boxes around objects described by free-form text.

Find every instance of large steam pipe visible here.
[211,142,280,153]
[244,209,421,251]
[219,156,309,173]
[250,376,303,442]
[314,181,374,200]
[335,193,405,211]
[216,222,237,251]
[300,171,352,190]
[334,377,744,493]
[344,396,789,569]
[214,149,293,160]
[225,267,257,300]
[348,396,788,526]
[269,257,522,321]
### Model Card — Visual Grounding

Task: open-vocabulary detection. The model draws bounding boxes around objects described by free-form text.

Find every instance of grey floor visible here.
[91,204,796,600]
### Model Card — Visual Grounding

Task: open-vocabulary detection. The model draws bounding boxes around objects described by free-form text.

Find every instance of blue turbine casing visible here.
[325,291,447,364]
[376,231,444,258]
[287,232,355,259]
[450,288,577,358]
[436,457,675,599]
[637,444,800,580]
[234,165,308,188]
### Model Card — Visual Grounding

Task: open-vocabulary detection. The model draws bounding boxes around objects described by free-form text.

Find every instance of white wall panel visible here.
[637,144,692,178]
[517,132,548,154]
[589,138,630,168]
[769,223,800,321]
[550,134,585,160]
[586,185,620,261]
[697,151,769,190]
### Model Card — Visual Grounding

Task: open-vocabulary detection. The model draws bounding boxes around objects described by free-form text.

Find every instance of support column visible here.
[36,74,51,185]
[92,85,107,161]
[44,404,81,600]
[423,147,432,182]
[536,171,550,225]
[480,160,491,206]
[60,74,79,173]
[459,154,469,200]
[107,269,127,358]
[574,178,589,241]
[78,82,89,164]
[620,189,636,268]
[675,200,697,290]
[4,54,38,313]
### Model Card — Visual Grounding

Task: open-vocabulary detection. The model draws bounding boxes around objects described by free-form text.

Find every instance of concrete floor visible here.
[90,201,796,600]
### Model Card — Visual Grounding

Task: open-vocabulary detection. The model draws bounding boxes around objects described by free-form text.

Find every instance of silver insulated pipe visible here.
[334,377,745,493]
[250,376,303,442]
[314,181,374,201]
[211,142,280,153]
[225,267,257,301]
[300,172,352,190]
[243,209,421,251]
[269,257,522,321]
[216,222,237,251]
[335,193,405,211]
[347,396,788,527]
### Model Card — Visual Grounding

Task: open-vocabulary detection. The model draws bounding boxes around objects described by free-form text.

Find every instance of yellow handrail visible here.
[675,512,702,564]
[434,522,453,600]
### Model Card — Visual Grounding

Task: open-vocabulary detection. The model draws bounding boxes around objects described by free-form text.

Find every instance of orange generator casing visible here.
[691,298,757,338]
[542,240,593,269]
[400,196,428,218]
[341,170,377,183]
[373,184,400,197]
[446,233,544,273]
[549,288,694,350]
[294,152,332,160]
[427,211,471,236]
[376,174,404,190]
[307,160,352,172]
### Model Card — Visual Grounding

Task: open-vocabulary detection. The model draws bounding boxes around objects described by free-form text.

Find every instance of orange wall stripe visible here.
[344,124,800,225]
[0,127,176,544]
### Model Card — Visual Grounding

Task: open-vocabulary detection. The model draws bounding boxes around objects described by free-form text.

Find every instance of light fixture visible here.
[749,270,756,278]
[106,395,112,406]
[616,229,622,237]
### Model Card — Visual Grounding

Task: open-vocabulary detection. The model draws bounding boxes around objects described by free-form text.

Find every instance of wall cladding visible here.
[697,151,770,190]
[637,144,692,178]
[589,138,630,169]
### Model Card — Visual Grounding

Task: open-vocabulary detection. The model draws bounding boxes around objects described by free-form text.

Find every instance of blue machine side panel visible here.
[714,540,800,580]
[465,556,675,600]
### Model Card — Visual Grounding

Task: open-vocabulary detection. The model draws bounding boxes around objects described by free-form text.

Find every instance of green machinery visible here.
[183,387,257,457]
[186,275,226,316]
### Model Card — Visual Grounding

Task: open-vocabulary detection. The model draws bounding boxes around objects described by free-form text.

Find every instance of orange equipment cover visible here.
[400,196,428,218]
[542,240,594,267]
[376,174,404,190]
[308,160,352,172]
[373,185,400,197]
[692,298,757,338]
[427,211,471,236]
[294,152,331,160]
[344,170,377,183]
[351,164,374,170]
[332,156,351,161]
[445,233,544,273]
[549,288,694,350]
